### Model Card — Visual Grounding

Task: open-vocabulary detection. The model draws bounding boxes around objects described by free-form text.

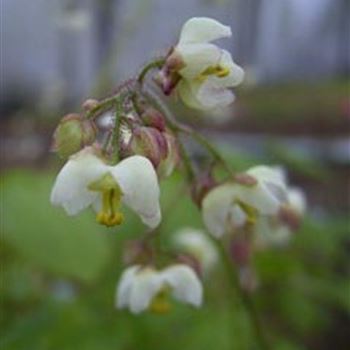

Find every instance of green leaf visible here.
[2,170,111,283]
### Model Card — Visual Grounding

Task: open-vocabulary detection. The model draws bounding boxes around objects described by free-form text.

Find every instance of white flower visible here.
[202,165,288,238]
[172,17,244,110]
[116,264,203,314]
[254,187,306,248]
[50,147,161,228]
[173,227,218,274]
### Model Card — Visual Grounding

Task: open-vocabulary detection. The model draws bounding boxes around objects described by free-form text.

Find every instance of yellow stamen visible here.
[88,174,124,227]
[198,65,230,80]
[149,288,171,314]
[236,200,258,226]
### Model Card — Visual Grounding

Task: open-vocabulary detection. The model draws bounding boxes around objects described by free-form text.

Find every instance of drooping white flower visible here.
[202,165,288,238]
[116,264,203,314]
[50,147,161,228]
[254,187,306,248]
[173,227,218,274]
[171,17,244,110]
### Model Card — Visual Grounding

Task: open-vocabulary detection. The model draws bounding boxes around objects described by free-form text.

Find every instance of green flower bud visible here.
[52,114,96,158]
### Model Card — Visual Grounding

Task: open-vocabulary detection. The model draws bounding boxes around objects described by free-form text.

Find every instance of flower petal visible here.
[235,184,281,215]
[116,265,141,309]
[50,148,107,215]
[162,264,203,307]
[201,184,238,237]
[254,217,291,248]
[197,78,235,110]
[287,187,306,214]
[110,156,161,228]
[129,268,163,314]
[177,43,221,79]
[177,80,204,110]
[246,165,288,204]
[215,50,245,87]
[179,17,231,45]
[173,227,218,273]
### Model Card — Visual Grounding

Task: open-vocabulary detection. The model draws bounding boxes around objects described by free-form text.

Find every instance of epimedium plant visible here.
[50,17,306,348]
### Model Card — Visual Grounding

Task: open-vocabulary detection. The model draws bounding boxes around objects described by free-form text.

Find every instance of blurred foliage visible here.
[234,80,350,134]
[1,148,350,349]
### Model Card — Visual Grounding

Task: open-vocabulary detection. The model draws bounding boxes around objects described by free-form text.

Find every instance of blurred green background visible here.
[1,0,350,349]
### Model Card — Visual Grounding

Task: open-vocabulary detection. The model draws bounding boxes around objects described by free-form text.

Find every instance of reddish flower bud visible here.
[129,126,168,168]
[141,107,166,132]
[51,114,97,158]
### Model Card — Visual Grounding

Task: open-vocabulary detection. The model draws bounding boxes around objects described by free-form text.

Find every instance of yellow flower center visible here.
[88,173,124,227]
[236,200,258,226]
[149,287,171,314]
[198,65,230,81]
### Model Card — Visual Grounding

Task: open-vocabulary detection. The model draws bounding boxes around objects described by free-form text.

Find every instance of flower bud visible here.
[52,114,97,158]
[154,69,181,96]
[141,107,166,132]
[129,126,168,168]
[157,131,180,178]
[154,51,184,96]
[82,99,99,112]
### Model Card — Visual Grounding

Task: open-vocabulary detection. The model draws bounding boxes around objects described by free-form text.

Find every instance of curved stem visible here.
[137,58,166,85]
[215,240,270,350]
[86,96,117,119]
[184,129,233,176]
[177,138,196,181]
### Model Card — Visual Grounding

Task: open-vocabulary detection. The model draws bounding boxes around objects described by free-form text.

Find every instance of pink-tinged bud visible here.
[234,173,257,186]
[141,107,166,132]
[157,131,180,178]
[230,236,252,266]
[155,69,181,96]
[279,205,302,231]
[51,114,97,158]
[191,171,216,208]
[129,126,168,168]
[82,99,99,112]
[176,254,202,278]
[154,50,184,96]
[165,49,185,71]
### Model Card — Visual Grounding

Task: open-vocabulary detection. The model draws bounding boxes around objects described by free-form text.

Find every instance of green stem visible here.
[137,58,166,85]
[177,139,196,181]
[215,240,270,350]
[186,130,233,176]
[86,96,117,119]
[112,96,124,162]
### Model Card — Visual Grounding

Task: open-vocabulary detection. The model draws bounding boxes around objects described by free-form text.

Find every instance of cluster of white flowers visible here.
[50,17,306,315]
